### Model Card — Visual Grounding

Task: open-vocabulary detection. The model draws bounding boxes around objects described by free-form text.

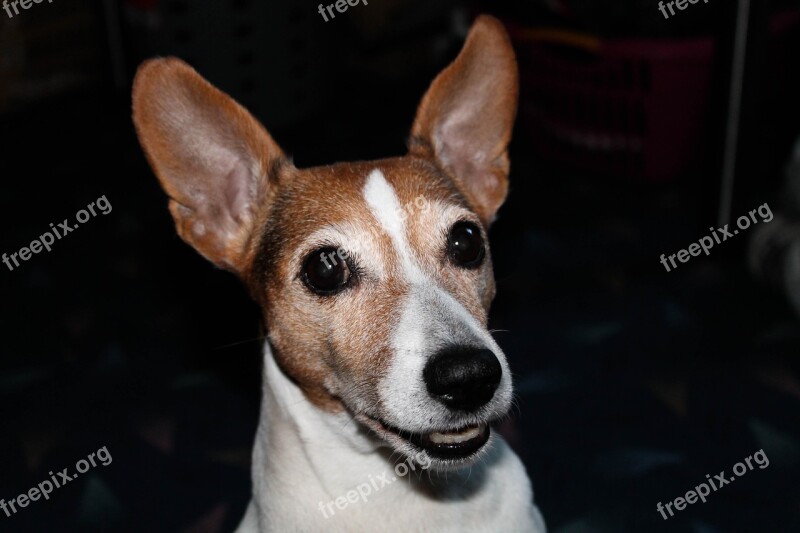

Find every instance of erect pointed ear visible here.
[409,15,518,224]
[132,57,286,275]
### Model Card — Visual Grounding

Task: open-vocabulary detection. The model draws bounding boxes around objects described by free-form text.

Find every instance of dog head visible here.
[132,15,518,468]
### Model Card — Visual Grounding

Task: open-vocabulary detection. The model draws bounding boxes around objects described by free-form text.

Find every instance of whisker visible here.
[210,334,267,351]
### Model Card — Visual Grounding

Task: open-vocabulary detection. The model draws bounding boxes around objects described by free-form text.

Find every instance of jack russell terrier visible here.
[132,15,546,532]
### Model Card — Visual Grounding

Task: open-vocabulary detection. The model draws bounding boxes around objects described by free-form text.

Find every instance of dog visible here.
[132,14,546,533]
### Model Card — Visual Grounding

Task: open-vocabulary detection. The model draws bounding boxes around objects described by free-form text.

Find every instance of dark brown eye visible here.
[302,247,351,295]
[448,221,485,268]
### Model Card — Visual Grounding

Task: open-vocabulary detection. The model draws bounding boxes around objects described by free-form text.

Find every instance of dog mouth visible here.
[364,416,491,460]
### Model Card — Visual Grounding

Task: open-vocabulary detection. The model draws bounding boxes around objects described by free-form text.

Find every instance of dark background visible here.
[1,0,799,531]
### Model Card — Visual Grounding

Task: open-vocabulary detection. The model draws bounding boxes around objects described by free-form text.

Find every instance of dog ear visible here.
[409,15,518,224]
[132,57,285,274]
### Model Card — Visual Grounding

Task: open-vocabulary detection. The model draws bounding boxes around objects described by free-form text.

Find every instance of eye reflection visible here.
[302,247,351,295]
[447,222,485,268]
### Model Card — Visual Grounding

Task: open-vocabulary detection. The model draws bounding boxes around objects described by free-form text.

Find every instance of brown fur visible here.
[410,16,518,225]
[131,15,518,416]
[247,157,488,411]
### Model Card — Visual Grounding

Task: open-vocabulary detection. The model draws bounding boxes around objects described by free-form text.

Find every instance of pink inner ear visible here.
[133,57,285,273]
[408,16,517,223]
[433,46,515,171]
[222,159,256,228]
[431,94,510,222]
[181,154,256,242]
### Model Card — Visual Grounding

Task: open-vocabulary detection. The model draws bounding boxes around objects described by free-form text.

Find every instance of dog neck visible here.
[260,341,382,466]
[249,343,394,513]
[241,343,544,532]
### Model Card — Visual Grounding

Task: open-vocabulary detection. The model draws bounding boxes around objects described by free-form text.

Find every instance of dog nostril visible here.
[423,347,502,412]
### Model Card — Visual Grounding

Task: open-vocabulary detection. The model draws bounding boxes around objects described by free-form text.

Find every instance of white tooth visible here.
[428,425,483,444]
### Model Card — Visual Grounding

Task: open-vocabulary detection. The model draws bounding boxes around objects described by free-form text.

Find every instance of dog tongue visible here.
[428,424,483,444]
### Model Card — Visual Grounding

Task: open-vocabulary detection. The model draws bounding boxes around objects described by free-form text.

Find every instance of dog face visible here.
[132,16,518,467]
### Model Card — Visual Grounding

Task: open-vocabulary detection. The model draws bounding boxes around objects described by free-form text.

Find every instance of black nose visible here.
[423,347,502,411]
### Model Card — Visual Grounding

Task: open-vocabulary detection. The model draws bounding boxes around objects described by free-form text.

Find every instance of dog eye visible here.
[302,247,351,295]
[447,221,485,268]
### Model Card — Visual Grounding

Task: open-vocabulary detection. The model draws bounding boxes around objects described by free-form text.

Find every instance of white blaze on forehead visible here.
[362,169,424,282]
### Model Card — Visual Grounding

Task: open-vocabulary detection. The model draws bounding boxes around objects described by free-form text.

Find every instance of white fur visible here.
[235,343,546,532]
[363,168,425,283]
[294,221,388,279]
[235,168,545,531]
[362,169,513,433]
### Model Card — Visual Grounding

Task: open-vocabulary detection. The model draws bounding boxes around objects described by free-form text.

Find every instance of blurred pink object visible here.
[509,24,714,182]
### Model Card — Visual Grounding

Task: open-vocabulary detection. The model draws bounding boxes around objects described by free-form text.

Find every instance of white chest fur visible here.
[235,344,546,533]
